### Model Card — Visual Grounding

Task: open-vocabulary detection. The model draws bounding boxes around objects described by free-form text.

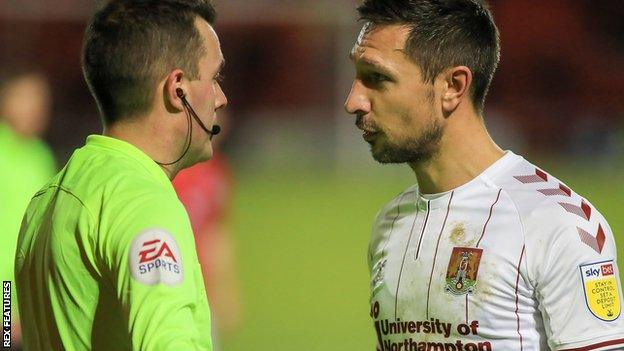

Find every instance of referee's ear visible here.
[163,69,186,113]
[441,65,472,116]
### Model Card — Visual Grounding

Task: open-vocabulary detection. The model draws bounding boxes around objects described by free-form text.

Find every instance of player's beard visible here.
[368,88,444,164]
[371,116,444,164]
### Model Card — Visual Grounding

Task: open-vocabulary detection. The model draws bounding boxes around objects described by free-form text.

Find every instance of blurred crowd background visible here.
[1,1,623,350]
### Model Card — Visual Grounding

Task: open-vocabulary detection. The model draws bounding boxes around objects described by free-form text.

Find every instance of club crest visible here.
[445,247,483,295]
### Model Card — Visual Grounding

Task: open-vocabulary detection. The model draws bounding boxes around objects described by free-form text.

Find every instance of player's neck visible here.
[103,117,183,180]
[408,114,504,195]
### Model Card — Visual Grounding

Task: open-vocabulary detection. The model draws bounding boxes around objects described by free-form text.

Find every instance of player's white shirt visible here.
[368,151,624,351]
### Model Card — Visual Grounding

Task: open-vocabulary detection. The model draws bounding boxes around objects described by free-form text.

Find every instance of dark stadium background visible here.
[1,1,622,349]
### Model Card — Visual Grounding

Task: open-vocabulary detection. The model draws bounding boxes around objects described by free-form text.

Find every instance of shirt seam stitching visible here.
[499,188,530,281]
[46,185,102,277]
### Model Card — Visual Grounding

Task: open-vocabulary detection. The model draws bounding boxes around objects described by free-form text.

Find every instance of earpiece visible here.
[174,87,221,139]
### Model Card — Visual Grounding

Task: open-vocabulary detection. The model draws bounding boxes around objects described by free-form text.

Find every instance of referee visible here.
[15,0,227,350]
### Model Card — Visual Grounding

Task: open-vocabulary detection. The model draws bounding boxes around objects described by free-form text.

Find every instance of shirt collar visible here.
[417,151,520,210]
[84,134,172,190]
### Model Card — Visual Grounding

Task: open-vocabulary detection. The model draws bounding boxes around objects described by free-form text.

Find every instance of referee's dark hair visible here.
[82,0,216,125]
[357,0,500,114]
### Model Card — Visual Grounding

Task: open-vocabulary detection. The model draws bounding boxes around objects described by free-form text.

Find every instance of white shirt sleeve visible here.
[524,201,624,351]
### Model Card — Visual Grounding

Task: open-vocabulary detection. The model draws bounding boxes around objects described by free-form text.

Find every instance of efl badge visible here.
[580,260,621,321]
[445,247,483,295]
[129,228,184,286]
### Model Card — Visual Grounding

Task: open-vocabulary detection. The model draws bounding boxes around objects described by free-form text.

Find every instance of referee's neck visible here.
[103,120,183,180]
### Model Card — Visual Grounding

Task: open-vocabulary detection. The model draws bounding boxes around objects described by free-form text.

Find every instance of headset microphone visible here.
[176,88,220,138]
[209,124,221,136]
[154,88,220,166]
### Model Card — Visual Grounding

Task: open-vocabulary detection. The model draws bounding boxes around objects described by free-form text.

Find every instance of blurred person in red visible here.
[0,66,56,350]
[172,110,241,348]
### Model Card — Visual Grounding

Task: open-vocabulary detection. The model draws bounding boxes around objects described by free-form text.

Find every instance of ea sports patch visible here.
[129,228,183,286]
[580,260,621,321]
[445,247,483,295]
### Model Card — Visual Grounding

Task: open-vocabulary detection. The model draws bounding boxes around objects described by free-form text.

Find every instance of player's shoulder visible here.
[374,184,418,224]
[487,154,610,242]
[369,184,418,264]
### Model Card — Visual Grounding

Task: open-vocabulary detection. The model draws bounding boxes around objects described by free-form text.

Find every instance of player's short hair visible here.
[82,0,216,125]
[357,0,500,113]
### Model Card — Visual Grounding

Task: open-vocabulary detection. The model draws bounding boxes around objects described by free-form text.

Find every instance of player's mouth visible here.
[362,130,381,142]
[355,116,381,142]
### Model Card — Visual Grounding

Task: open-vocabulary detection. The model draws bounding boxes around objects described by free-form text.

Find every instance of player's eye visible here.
[371,72,388,82]
[362,71,390,87]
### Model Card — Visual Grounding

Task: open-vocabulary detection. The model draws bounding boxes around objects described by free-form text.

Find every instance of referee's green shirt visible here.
[15,135,212,351]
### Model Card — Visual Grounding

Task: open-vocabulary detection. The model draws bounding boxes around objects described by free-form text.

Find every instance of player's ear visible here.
[441,66,472,116]
[163,69,185,113]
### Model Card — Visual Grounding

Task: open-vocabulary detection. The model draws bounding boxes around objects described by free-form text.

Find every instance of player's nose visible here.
[344,80,371,116]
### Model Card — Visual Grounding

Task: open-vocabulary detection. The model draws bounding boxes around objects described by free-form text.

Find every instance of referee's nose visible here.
[344,80,371,117]
[215,82,228,111]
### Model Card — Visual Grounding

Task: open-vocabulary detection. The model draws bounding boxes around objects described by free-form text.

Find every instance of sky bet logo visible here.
[130,229,183,286]
[602,264,614,276]
[580,261,620,321]
[585,263,614,278]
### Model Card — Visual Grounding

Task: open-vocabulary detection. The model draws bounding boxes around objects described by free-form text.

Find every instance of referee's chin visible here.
[196,142,214,163]
[180,142,213,171]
